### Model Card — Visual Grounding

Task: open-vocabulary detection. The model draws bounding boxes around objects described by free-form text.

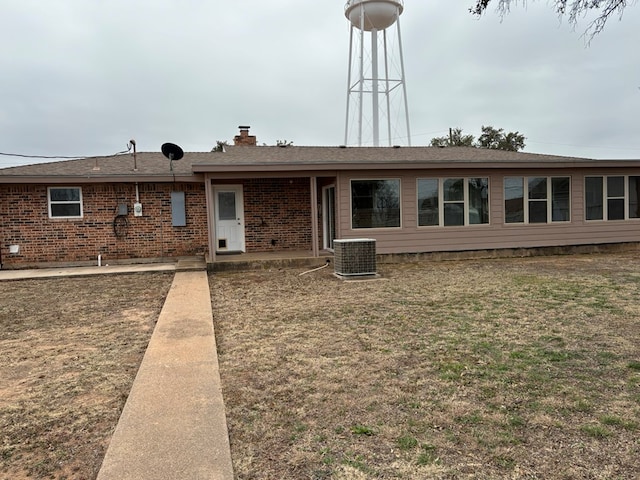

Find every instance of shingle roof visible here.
[0,145,636,182]
[0,153,200,180]
[197,145,595,166]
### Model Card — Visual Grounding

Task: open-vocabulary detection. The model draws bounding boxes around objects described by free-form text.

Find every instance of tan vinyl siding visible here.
[336,169,640,254]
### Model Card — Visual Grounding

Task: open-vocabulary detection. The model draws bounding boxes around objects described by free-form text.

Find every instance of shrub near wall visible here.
[243,178,313,252]
[0,183,208,266]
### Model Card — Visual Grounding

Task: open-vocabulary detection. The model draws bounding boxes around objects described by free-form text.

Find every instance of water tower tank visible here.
[345,0,404,31]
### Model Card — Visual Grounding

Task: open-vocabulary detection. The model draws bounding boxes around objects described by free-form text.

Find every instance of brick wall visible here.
[243,178,312,251]
[0,182,208,267]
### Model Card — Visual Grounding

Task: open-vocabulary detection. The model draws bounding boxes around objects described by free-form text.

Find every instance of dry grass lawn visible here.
[0,272,173,479]
[211,253,640,479]
[2,254,639,479]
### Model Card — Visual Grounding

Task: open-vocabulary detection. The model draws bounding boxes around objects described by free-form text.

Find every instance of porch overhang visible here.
[202,174,327,263]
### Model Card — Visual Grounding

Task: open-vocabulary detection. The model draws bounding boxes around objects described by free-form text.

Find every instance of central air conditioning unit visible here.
[334,238,377,277]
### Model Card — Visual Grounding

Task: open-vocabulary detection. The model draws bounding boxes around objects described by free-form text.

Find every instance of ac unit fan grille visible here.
[334,239,376,277]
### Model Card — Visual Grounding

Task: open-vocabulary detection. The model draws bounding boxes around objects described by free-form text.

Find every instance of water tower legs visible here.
[372,28,379,147]
[343,3,410,147]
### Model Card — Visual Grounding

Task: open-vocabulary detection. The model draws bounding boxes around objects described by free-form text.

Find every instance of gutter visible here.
[0,174,205,184]
[191,159,640,174]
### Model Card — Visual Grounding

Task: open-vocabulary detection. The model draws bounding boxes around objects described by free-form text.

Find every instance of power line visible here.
[0,147,131,159]
[0,152,87,159]
[525,140,640,153]
[0,148,133,169]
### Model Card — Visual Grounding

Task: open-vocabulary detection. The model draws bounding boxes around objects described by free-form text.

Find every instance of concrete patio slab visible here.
[0,263,176,281]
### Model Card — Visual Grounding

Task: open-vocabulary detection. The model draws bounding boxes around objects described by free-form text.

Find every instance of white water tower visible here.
[344,0,411,147]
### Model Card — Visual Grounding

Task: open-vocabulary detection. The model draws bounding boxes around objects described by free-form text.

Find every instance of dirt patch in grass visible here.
[211,253,640,479]
[0,272,173,479]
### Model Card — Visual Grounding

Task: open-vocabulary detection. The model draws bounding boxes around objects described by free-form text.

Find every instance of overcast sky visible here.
[1,0,639,168]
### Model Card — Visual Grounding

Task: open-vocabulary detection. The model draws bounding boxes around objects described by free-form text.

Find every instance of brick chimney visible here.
[233,125,257,146]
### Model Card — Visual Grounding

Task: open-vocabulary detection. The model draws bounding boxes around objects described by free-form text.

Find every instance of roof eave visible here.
[192,159,640,173]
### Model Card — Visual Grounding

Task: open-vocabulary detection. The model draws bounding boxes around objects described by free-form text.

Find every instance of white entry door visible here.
[214,185,245,252]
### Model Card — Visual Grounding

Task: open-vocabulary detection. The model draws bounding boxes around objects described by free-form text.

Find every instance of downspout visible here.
[0,195,4,269]
[335,175,341,240]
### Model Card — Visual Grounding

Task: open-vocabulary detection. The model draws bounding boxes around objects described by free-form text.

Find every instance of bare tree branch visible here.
[470,0,635,40]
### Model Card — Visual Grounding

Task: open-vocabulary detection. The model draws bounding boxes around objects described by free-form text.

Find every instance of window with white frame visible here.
[351,179,401,228]
[585,176,640,221]
[551,177,571,221]
[504,177,524,223]
[417,178,439,226]
[48,187,83,218]
[417,177,489,227]
[607,176,625,220]
[585,176,604,220]
[504,176,570,224]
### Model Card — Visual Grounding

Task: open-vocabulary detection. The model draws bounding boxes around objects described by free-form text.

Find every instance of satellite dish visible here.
[161,142,184,161]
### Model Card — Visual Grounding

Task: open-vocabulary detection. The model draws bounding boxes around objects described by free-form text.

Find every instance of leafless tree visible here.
[470,0,634,40]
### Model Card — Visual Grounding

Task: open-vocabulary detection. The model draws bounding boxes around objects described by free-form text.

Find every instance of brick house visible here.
[1,127,640,268]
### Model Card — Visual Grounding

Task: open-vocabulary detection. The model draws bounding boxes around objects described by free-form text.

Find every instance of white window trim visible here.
[606,177,627,220]
[504,176,571,225]
[417,177,490,227]
[585,175,639,222]
[350,178,402,230]
[48,186,83,219]
[442,178,466,227]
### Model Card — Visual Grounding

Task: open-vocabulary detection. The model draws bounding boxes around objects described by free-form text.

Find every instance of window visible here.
[629,176,640,219]
[528,177,547,223]
[48,187,83,218]
[504,176,570,224]
[585,176,640,221]
[607,176,625,220]
[417,177,489,227]
[217,191,236,220]
[351,179,400,228]
[585,177,603,220]
[552,177,571,222]
[417,178,438,226]
[504,177,524,223]
[468,178,490,225]
[443,178,465,226]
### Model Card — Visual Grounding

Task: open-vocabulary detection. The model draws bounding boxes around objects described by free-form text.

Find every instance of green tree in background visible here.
[430,126,526,151]
[477,125,526,151]
[430,128,476,147]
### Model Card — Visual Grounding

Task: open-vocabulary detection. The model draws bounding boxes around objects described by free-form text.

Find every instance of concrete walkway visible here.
[97,270,234,480]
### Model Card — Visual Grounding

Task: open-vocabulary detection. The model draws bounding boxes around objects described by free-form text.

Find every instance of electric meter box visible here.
[134,202,143,217]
